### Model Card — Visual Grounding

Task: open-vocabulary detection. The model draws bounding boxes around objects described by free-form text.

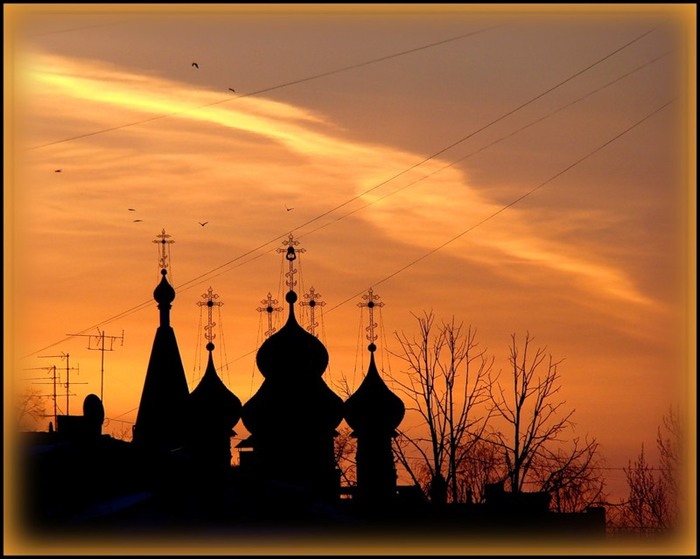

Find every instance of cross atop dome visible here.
[301,286,325,337]
[152,228,175,275]
[358,288,384,352]
[257,292,282,338]
[197,287,223,351]
[277,233,305,293]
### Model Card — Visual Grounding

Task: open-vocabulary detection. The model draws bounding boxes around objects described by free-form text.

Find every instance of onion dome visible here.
[255,291,329,381]
[189,347,242,432]
[153,268,175,305]
[344,351,405,436]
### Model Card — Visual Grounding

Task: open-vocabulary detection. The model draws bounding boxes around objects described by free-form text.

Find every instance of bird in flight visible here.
[192,62,199,69]
[54,169,62,173]
[128,208,136,212]
[228,88,236,93]
[285,204,294,212]
[198,221,208,227]
[133,219,143,223]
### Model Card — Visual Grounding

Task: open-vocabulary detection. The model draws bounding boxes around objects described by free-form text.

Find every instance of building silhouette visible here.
[16,230,606,540]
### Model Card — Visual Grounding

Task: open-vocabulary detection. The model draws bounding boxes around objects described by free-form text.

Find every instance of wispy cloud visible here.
[20,51,657,316]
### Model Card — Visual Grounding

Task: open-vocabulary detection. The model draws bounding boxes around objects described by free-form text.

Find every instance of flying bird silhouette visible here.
[198,221,208,227]
[54,169,62,173]
[133,219,143,223]
[228,88,236,93]
[192,62,199,69]
[128,208,136,211]
[285,204,294,212]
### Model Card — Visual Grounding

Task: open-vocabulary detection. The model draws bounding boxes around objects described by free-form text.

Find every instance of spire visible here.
[345,289,404,435]
[133,228,190,451]
[187,287,242,470]
[344,289,405,505]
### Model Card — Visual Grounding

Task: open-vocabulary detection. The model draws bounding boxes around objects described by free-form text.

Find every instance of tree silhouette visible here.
[487,332,604,511]
[15,387,48,431]
[619,407,683,534]
[390,311,495,503]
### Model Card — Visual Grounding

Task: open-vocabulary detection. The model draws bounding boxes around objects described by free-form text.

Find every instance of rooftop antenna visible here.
[67,328,124,405]
[24,364,62,427]
[37,353,82,416]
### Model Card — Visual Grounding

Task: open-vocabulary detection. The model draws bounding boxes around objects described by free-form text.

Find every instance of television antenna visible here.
[67,328,124,405]
[37,353,83,417]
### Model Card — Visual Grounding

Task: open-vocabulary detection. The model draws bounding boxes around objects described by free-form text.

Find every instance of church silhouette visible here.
[17,230,606,541]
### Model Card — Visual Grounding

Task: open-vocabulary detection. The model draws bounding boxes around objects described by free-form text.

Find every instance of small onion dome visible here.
[241,376,343,436]
[255,291,329,381]
[344,352,405,436]
[153,268,175,305]
[189,350,242,431]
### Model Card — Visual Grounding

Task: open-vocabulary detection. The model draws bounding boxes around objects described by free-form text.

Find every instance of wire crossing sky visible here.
[20,24,669,359]
[7,6,694,512]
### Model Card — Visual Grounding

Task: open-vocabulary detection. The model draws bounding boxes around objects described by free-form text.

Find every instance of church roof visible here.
[242,290,343,434]
[133,234,190,451]
[189,349,242,430]
[344,350,405,435]
[255,291,330,382]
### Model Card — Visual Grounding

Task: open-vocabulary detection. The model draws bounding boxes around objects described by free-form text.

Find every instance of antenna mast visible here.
[38,353,82,416]
[67,329,124,405]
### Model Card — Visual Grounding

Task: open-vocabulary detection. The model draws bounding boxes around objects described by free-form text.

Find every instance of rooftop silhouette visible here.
[16,230,606,542]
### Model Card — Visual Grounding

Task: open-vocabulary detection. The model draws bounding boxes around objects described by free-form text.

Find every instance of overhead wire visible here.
[324,99,675,315]
[24,25,503,152]
[21,26,665,361]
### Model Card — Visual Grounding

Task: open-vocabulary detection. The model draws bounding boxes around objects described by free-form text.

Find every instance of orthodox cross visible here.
[257,292,282,338]
[301,286,325,337]
[358,288,384,352]
[197,287,223,351]
[276,233,305,292]
[153,228,175,275]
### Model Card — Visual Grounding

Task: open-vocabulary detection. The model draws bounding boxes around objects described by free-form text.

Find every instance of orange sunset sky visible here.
[4,4,696,508]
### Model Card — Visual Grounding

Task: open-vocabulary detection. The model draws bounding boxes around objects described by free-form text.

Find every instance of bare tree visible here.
[390,311,495,503]
[488,332,603,511]
[619,407,683,535]
[453,434,504,504]
[531,436,607,513]
[331,372,358,488]
[334,425,357,487]
[622,444,668,533]
[656,406,681,529]
[14,387,48,431]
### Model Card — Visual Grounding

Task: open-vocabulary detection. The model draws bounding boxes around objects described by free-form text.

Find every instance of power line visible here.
[226,99,673,366]
[21,28,665,360]
[24,25,502,151]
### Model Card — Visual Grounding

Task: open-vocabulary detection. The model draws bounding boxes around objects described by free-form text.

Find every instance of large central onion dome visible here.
[255,291,329,382]
[242,290,343,436]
